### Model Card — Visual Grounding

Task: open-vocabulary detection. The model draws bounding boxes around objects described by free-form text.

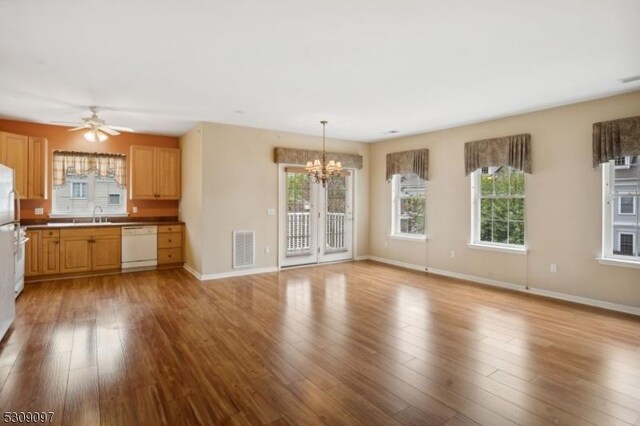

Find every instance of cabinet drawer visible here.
[43,229,59,238]
[158,248,182,264]
[158,224,182,234]
[158,232,182,249]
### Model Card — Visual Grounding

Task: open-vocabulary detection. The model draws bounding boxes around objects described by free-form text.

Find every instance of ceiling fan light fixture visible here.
[84,130,108,143]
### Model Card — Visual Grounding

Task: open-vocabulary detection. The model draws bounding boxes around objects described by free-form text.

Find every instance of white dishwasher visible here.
[121,226,158,269]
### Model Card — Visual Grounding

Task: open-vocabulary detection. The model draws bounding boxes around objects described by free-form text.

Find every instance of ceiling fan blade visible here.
[107,125,134,133]
[67,126,90,132]
[98,126,120,136]
[51,121,84,125]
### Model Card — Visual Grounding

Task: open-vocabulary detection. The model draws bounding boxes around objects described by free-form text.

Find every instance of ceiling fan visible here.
[53,106,134,142]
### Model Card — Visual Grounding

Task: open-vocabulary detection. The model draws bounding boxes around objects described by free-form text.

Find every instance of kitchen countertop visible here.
[25,221,184,230]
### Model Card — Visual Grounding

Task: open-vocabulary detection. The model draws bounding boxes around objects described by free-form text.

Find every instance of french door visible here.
[279,166,353,267]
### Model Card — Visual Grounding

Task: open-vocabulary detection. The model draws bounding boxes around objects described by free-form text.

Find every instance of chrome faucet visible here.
[92,206,104,223]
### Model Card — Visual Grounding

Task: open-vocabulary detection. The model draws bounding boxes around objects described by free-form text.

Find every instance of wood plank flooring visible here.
[1,261,639,425]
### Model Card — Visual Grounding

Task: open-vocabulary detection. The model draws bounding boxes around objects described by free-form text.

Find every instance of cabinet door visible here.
[0,132,29,199]
[28,137,47,199]
[130,145,157,199]
[25,230,42,277]
[42,237,60,275]
[59,236,92,274]
[156,148,181,199]
[92,235,121,271]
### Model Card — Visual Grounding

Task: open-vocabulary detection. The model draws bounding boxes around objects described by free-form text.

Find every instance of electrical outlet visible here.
[132,206,138,213]
[450,251,456,258]
[34,208,44,215]
[384,241,388,248]
[265,246,270,254]
[550,264,557,273]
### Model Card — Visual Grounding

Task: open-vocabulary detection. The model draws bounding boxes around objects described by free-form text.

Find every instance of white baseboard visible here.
[185,266,279,281]
[183,264,202,280]
[361,256,640,316]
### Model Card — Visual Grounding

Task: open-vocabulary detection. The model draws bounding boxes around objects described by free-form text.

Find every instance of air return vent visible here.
[233,231,255,268]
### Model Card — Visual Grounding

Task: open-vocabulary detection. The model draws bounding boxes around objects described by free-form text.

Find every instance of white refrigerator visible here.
[0,163,17,341]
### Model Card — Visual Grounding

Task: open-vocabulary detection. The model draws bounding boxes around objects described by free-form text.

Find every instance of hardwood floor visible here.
[1,261,639,425]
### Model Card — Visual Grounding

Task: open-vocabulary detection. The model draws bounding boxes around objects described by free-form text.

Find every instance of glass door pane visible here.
[320,173,353,262]
[286,172,312,256]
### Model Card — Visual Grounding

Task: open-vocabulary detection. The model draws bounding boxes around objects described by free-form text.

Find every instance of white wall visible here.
[369,90,640,307]
[182,122,370,277]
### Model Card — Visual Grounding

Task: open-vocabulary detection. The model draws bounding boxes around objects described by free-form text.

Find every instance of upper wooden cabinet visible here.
[0,131,47,200]
[28,137,47,199]
[130,145,181,200]
[0,132,28,198]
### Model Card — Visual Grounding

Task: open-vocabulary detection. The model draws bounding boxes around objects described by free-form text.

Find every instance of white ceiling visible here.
[0,0,639,141]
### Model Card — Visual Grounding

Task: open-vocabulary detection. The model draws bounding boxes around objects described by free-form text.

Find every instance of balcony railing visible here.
[287,212,346,254]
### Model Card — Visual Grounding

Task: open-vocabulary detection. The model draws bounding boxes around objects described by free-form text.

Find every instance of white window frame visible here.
[390,174,426,241]
[469,168,527,254]
[69,181,88,199]
[617,232,636,255]
[600,160,640,266]
[618,196,636,215]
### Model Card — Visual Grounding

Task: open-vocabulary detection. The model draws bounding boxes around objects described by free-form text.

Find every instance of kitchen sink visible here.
[46,222,112,227]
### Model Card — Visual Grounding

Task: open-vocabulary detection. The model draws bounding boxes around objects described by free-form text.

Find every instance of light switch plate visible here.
[132,206,138,213]
[34,208,44,215]
[267,208,276,216]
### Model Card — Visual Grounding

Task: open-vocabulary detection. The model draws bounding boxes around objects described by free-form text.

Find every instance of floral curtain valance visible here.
[273,147,363,169]
[464,133,531,175]
[385,149,429,181]
[53,151,127,187]
[592,116,640,167]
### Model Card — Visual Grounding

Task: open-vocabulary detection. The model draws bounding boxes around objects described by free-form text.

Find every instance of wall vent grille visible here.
[233,230,255,268]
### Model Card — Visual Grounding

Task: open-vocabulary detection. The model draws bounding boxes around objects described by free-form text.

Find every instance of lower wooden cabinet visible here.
[26,223,183,279]
[60,228,121,274]
[26,229,59,277]
[158,224,183,265]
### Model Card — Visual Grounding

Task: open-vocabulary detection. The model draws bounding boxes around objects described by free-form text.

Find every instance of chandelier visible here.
[305,120,342,187]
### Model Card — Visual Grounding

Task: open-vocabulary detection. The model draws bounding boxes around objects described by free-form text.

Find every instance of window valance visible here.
[385,149,429,181]
[464,133,531,175]
[53,151,127,188]
[592,116,640,167]
[273,147,363,169]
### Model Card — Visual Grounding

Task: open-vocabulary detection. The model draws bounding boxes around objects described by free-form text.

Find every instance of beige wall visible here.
[190,122,369,276]
[369,90,640,307]
[179,124,204,273]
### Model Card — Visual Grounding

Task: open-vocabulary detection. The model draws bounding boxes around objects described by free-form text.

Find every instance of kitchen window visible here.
[470,166,525,250]
[51,152,127,216]
[602,156,640,263]
[391,173,426,239]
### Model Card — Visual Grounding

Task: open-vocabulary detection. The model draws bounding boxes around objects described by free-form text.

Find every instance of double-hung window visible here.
[603,156,639,262]
[471,166,525,248]
[391,173,426,238]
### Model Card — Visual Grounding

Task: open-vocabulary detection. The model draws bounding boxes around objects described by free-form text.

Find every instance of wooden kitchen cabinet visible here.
[59,235,92,274]
[25,230,42,276]
[0,132,48,200]
[25,229,59,276]
[130,145,181,200]
[28,136,47,199]
[92,235,121,271]
[60,227,121,274]
[0,132,28,199]
[157,224,184,265]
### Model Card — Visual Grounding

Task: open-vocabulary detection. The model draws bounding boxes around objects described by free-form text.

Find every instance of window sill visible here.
[49,213,130,219]
[466,242,528,255]
[596,257,640,270]
[388,234,427,242]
